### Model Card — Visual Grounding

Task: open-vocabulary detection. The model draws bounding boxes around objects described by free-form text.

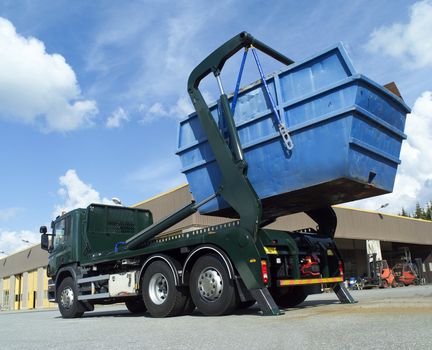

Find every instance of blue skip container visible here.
[176,44,410,217]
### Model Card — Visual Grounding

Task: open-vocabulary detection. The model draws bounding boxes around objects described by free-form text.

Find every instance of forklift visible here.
[392,248,421,286]
[362,253,397,289]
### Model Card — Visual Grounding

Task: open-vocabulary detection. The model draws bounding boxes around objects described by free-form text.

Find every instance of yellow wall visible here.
[1,268,55,311]
[14,275,23,310]
[27,270,37,309]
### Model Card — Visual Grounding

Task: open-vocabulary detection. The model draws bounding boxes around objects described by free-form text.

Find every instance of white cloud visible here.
[0,17,98,131]
[0,207,20,222]
[348,91,432,214]
[84,3,225,125]
[366,0,432,68]
[0,228,39,256]
[54,169,112,217]
[139,96,194,124]
[138,91,219,125]
[172,96,195,116]
[126,160,186,197]
[106,107,129,128]
[147,102,169,117]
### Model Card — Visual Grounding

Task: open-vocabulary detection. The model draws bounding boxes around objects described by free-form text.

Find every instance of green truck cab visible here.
[42,205,152,276]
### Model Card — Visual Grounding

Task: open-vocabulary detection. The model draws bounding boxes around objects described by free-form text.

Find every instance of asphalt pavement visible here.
[1,285,431,350]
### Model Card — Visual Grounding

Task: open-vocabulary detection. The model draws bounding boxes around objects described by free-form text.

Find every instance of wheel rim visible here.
[197,267,223,302]
[60,286,74,309]
[148,273,168,305]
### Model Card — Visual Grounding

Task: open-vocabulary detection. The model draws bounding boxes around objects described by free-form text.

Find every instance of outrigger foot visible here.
[250,288,283,316]
[333,282,357,304]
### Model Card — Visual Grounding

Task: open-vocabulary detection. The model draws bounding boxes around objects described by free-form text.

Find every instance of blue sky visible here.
[1,0,431,254]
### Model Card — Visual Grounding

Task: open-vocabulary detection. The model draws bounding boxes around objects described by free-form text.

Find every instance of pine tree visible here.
[399,207,409,217]
[425,201,432,220]
[398,201,431,221]
[413,202,424,219]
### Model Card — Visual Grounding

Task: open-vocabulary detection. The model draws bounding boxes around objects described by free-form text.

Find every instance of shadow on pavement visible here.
[54,309,143,319]
[59,298,342,319]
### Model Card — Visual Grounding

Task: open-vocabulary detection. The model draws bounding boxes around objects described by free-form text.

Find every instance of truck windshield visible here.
[53,219,66,249]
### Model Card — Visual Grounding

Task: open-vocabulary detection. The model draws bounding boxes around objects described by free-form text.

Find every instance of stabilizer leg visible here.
[333,282,357,304]
[250,288,283,316]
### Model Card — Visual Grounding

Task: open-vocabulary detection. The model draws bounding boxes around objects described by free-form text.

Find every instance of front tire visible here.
[57,277,85,318]
[189,254,238,316]
[142,260,188,317]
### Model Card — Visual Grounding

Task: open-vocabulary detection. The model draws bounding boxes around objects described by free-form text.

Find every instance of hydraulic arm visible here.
[126,32,296,248]
[187,31,294,240]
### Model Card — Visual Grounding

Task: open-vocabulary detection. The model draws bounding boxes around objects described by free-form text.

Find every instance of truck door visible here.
[51,216,73,269]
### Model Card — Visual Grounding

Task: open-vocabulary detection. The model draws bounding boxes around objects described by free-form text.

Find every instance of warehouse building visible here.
[1,184,432,311]
[0,246,55,311]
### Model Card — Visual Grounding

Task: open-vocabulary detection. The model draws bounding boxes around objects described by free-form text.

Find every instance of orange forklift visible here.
[362,253,397,289]
[392,248,421,286]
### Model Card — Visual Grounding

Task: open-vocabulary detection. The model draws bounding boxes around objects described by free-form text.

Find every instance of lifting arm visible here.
[124,32,294,250]
[187,32,294,240]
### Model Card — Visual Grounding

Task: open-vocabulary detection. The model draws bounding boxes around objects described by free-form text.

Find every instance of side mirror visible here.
[40,226,47,234]
[41,233,50,251]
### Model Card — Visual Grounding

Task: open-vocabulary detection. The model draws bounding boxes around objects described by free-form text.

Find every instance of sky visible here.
[0,0,431,255]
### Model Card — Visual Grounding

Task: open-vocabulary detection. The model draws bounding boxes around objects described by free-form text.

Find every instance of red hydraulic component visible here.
[300,256,320,277]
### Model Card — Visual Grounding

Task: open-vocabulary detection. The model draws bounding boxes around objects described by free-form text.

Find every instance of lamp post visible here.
[376,203,389,211]
[112,197,122,205]
[20,238,37,245]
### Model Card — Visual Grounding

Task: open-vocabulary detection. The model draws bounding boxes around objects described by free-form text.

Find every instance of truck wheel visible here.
[142,260,188,317]
[189,254,238,316]
[125,298,147,314]
[272,287,307,308]
[57,277,84,318]
[239,300,256,309]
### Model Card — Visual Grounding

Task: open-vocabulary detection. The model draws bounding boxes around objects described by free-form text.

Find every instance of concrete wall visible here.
[37,267,44,309]
[333,206,432,245]
[9,275,15,311]
[0,245,48,278]
[22,272,28,309]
